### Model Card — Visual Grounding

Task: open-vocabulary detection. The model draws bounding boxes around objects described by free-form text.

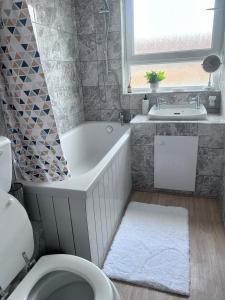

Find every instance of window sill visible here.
[123,87,221,95]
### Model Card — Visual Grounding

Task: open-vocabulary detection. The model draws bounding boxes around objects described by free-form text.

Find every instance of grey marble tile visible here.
[29,0,75,34]
[55,0,75,34]
[99,84,106,103]
[101,108,120,121]
[108,0,121,32]
[27,0,56,27]
[96,31,121,60]
[107,31,122,60]
[59,111,84,133]
[53,87,82,113]
[94,0,121,33]
[198,124,225,149]
[130,109,142,118]
[98,59,122,86]
[0,77,6,136]
[195,175,221,198]
[73,29,80,62]
[120,94,130,110]
[131,145,154,172]
[0,105,6,136]
[74,91,84,112]
[74,0,95,34]
[221,173,225,216]
[79,61,99,86]
[75,62,83,85]
[35,24,75,61]
[78,33,97,61]
[197,148,224,176]
[74,0,91,7]
[131,124,156,145]
[200,92,221,113]
[54,97,82,134]
[78,110,85,122]
[42,61,78,90]
[130,94,145,110]
[156,123,198,136]
[83,86,101,110]
[84,109,101,121]
[150,93,190,106]
[101,85,121,109]
[132,170,154,191]
[40,60,83,135]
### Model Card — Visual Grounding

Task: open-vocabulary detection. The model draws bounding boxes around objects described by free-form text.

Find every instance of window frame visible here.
[123,0,225,91]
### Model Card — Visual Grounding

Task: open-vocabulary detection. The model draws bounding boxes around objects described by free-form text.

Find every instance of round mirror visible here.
[202,55,221,73]
[202,55,221,89]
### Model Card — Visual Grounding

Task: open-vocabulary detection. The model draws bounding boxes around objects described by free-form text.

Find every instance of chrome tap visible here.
[156,97,167,110]
[191,96,201,109]
[119,111,125,125]
[156,97,160,109]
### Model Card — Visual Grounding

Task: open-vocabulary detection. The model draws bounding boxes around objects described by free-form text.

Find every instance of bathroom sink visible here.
[148,104,207,120]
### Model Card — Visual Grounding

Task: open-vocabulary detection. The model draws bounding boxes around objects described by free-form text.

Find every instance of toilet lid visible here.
[0,190,34,290]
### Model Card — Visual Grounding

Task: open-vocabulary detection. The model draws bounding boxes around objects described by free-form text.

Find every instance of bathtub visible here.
[23,122,132,266]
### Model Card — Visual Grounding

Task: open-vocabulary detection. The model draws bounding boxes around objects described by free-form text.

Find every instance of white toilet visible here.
[0,137,120,300]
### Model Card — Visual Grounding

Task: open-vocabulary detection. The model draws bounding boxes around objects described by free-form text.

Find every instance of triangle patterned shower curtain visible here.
[0,0,70,182]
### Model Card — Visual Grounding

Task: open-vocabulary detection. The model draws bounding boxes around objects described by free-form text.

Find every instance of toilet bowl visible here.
[8,254,120,300]
[0,137,120,300]
[0,191,120,300]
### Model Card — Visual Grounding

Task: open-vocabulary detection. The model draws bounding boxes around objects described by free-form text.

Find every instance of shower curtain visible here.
[0,0,70,182]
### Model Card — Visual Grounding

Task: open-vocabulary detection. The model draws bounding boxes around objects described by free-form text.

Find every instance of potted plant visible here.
[145,71,166,92]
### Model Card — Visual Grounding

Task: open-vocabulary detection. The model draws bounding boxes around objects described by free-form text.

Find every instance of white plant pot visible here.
[150,82,159,93]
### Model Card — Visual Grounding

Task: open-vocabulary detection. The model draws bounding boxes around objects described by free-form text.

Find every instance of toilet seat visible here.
[8,254,114,300]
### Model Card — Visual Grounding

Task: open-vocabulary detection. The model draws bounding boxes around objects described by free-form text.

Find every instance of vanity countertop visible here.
[131,114,225,125]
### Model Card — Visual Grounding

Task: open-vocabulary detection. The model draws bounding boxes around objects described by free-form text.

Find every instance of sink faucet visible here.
[191,96,201,109]
[156,97,167,110]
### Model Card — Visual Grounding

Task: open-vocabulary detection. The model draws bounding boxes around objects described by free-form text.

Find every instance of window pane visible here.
[133,0,215,55]
[130,62,209,89]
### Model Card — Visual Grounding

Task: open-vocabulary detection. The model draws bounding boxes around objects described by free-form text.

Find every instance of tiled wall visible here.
[74,0,125,121]
[219,29,225,116]
[0,109,6,134]
[0,74,7,136]
[221,156,225,223]
[218,27,225,221]
[0,107,6,136]
[126,91,221,117]
[131,122,224,198]
[74,0,222,121]
[27,0,84,134]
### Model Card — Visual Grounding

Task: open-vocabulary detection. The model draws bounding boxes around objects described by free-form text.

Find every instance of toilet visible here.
[0,136,120,300]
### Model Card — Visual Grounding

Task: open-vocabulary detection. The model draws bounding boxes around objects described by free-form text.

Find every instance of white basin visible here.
[148,104,207,120]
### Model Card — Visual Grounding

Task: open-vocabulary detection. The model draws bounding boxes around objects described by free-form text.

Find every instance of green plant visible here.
[145,71,166,84]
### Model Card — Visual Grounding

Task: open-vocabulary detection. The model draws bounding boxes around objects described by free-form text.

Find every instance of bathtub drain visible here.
[106,125,113,133]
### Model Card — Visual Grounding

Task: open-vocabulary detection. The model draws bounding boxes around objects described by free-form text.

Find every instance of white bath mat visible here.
[103,202,190,296]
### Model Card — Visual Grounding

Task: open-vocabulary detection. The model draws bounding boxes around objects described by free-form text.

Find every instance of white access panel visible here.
[154,136,199,192]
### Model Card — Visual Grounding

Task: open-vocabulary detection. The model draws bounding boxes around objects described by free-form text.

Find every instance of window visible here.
[123,0,224,91]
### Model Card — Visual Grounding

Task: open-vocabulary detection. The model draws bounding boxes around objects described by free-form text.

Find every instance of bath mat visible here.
[103,202,190,296]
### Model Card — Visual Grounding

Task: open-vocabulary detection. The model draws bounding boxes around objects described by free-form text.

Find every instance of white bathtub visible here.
[23,122,132,266]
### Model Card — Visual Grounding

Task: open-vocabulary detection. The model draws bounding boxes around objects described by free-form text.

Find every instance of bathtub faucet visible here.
[119,111,125,126]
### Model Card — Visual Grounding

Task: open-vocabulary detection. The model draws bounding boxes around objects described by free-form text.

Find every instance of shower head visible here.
[99,0,110,14]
